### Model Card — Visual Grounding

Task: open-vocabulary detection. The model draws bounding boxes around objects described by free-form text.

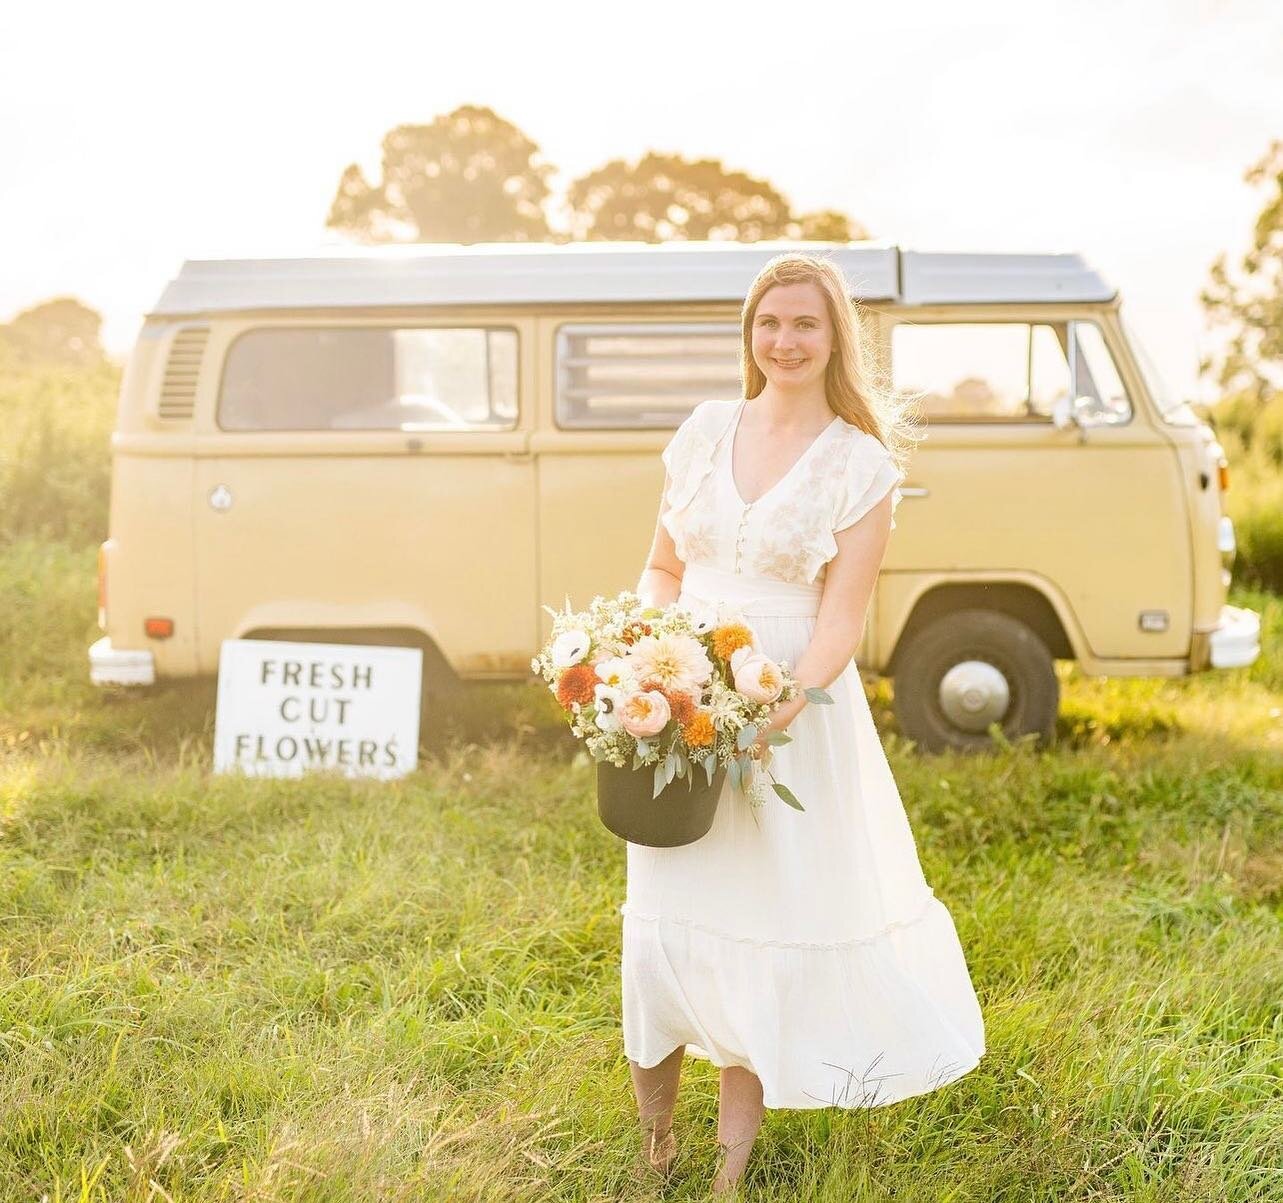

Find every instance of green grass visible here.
[2,534,1281,1201]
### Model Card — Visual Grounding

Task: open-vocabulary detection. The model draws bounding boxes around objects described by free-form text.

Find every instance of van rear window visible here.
[555,322,741,428]
[217,326,518,431]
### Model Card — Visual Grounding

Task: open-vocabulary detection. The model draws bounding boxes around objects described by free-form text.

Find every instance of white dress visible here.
[620,397,986,1110]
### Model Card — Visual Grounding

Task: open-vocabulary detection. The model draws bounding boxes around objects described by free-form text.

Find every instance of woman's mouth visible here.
[773,357,806,368]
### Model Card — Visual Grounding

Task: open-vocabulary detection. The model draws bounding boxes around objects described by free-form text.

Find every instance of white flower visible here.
[529,656,541,674]
[682,601,718,635]
[593,655,636,691]
[593,682,625,731]
[705,681,747,732]
[551,629,591,669]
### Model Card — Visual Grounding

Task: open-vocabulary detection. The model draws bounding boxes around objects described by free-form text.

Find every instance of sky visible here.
[1,0,1279,402]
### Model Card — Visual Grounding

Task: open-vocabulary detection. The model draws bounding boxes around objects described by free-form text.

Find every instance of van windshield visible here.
[1122,314,1185,417]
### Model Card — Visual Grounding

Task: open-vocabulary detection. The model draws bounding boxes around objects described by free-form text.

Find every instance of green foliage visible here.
[0,297,104,369]
[0,353,118,546]
[1209,386,1283,592]
[1200,138,1283,403]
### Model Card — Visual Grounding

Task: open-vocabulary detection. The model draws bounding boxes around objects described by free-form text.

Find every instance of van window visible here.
[892,322,1071,422]
[1069,321,1133,424]
[218,327,518,431]
[555,322,741,428]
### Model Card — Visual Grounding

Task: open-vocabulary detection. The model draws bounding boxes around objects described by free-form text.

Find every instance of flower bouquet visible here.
[531,589,833,847]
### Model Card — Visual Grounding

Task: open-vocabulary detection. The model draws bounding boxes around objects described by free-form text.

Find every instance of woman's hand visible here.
[749,694,809,765]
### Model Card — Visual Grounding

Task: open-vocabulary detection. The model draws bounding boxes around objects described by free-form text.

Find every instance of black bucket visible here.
[596,760,728,847]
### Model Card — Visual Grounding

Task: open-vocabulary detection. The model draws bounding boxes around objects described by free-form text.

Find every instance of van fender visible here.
[227,601,461,692]
[876,571,1091,673]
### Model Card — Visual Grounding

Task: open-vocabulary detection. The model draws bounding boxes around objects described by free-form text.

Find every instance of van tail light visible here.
[144,617,174,639]
[1217,459,1229,491]
[97,542,108,630]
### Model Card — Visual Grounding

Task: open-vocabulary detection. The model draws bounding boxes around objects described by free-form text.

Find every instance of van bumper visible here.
[1192,604,1262,671]
[89,636,155,686]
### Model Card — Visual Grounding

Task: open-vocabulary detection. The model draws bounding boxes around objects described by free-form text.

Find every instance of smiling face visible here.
[750,281,834,392]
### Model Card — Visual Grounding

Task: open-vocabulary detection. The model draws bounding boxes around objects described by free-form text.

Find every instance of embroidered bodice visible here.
[660,398,905,587]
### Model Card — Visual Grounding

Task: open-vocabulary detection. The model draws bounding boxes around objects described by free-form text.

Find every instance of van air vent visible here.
[158,327,210,420]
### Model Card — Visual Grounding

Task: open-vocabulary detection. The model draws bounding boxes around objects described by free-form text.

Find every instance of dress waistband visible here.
[678,563,822,617]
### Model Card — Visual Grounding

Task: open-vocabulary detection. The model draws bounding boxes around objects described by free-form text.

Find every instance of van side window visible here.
[892,322,1073,422]
[555,323,741,428]
[218,327,518,431]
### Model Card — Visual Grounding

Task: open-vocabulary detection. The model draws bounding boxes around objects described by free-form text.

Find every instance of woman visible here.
[624,252,986,1193]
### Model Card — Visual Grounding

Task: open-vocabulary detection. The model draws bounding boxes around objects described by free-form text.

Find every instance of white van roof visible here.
[149,240,1115,316]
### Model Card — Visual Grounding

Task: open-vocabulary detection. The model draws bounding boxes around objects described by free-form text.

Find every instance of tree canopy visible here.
[563,151,863,243]
[0,298,104,368]
[327,108,864,246]
[1201,139,1283,405]
[327,106,553,243]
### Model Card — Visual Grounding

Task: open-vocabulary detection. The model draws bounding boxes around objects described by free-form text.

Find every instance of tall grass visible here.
[0,351,118,548]
[1,361,1281,1199]
[3,531,1281,1200]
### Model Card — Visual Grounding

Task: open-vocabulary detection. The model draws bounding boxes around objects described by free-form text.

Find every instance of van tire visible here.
[891,609,1058,753]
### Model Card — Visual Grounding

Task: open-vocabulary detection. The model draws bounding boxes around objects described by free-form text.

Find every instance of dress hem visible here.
[624,1040,984,1111]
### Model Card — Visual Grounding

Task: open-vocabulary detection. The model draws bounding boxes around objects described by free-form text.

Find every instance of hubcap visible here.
[938,660,1011,732]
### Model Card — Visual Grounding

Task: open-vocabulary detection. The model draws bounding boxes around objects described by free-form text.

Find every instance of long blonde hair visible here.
[739,252,921,471]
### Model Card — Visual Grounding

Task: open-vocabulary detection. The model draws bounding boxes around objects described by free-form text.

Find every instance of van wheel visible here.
[891,609,1058,753]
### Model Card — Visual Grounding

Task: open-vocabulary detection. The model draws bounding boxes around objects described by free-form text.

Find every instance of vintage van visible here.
[90,240,1262,751]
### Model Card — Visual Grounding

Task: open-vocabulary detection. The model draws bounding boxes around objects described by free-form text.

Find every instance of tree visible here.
[564,152,866,243]
[0,297,103,367]
[327,106,553,243]
[1200,139,1283,405]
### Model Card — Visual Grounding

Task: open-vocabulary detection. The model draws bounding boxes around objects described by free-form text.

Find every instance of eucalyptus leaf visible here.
[653,763,668,799]
[803,686,834,705]
[773,782,806,811]
[736,723,758,751]
[703,753,718,786]
[632,752,643,771]
[727,756,742,793]
[765,731,793,746]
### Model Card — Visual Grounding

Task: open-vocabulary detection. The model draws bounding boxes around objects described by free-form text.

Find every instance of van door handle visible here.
[503,448,533,463]
[899,485,928,498]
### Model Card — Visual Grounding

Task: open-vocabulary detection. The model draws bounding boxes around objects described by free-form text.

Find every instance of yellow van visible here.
[90,240,1261,751]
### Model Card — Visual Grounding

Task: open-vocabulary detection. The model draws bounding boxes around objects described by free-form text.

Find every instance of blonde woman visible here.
[625,252,985,1192]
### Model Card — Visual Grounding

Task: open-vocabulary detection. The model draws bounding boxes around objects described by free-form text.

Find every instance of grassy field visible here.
[1,534,1280,1201]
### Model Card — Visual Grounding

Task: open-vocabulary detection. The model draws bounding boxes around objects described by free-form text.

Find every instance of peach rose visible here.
[619,689,672,738]
[733,654,784,704]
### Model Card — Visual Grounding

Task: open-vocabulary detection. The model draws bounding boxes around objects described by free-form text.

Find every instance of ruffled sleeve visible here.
[834,433,907,533]
[660,400,722,514]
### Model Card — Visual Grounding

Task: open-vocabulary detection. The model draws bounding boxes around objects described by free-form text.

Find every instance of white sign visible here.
[213,639,422,780]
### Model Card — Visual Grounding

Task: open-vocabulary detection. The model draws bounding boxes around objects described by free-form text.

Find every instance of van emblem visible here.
[209,485,233,512]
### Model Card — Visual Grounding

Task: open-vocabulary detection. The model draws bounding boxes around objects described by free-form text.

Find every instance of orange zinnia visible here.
[620,620,653,645]
[555,664,597,710]
[711,623,754,661]
[664,689,696,725]
[682,711,716,748]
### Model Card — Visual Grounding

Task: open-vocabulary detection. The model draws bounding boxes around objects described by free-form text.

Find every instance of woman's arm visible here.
[636,470,686,608]
[754,489,896,746]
